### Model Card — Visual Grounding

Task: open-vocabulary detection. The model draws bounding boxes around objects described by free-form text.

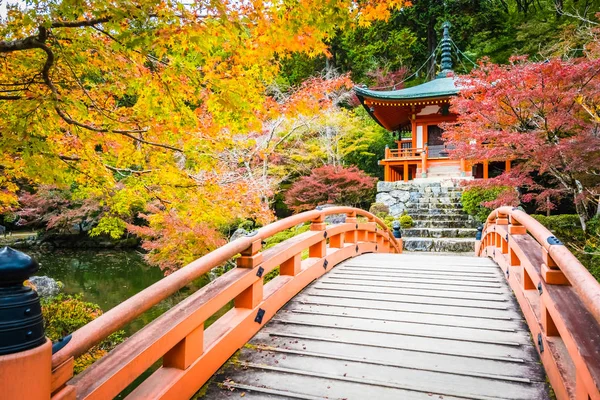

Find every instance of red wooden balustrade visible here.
[386,147,427,159]
[42,207,401,400]
[477,206,600,400]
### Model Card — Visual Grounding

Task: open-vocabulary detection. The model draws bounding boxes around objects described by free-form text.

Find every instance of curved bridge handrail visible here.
[484,206,600,323]
[51,206,399,369]
[478,206,600,399]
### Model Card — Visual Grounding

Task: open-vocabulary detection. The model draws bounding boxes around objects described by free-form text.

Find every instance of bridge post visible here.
[309,215,326,258]
[0,247,52,400]
[235,237,264,308]
[345,212,358,244]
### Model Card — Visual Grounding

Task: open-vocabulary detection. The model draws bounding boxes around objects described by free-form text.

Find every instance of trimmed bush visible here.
[42,294,125,373]
[399,214,414,229]
[461,187,511,223]
[369,203,389,217]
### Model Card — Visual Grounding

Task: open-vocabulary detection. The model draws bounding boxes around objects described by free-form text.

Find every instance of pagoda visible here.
[354,22,510,182]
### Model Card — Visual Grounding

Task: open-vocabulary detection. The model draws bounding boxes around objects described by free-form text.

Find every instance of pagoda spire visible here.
[437,21,453,78]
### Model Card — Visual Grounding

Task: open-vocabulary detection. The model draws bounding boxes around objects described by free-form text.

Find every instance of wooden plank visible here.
[329,270,504,282]
[263,320,537,362]
[272,312,532,345]
[237,350,548,399]
[203,253,548,400]
[315,280,510,298]
[294,292,517,319]
[251,331,545,381]
[301,287,510,309]
[324,274,505,288]
[286,302,527,331]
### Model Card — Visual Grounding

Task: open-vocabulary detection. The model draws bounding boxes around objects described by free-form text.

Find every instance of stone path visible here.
[376,179,478,253]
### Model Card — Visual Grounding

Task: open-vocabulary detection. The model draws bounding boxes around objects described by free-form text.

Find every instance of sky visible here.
[1,0,24,19]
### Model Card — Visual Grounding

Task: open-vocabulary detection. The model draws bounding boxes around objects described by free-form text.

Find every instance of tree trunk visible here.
[426,19,437,81]
[574,179,588,232]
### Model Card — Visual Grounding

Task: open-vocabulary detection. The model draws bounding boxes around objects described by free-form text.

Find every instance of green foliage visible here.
[461,187,509,223]
[263,224,312,250]
[340,108,396,179]
[369,202,390,217]
[382,212,413,229]
[530,214,586,243]
[41,294,125,373]
[261,224,312,284]
[399,214,414,229]
[531,215,600,281]
[89,216,128,239]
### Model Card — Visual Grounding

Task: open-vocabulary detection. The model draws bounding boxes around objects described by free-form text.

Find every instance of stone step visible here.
[403,207,466,215]
[402,237,475,253]
[406,203,463,210]
[403,228,478,238]
[417,197,462,204]
[407,213,471,221]
[412,220,478,229]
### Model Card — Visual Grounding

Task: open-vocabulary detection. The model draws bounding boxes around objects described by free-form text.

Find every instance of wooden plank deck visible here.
[202,253,549,400]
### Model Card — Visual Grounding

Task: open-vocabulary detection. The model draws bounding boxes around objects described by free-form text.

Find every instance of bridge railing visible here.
[477,206,600,399]
[1,207,399,400]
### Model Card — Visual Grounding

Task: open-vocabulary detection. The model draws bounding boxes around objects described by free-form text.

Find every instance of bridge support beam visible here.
[235,280,263,309]
[163,324,204,370]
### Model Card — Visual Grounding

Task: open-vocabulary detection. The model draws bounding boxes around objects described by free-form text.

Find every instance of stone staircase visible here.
[375,179,477,253]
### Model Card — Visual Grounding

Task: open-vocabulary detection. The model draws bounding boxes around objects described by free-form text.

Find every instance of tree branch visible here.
[51,17,112,28]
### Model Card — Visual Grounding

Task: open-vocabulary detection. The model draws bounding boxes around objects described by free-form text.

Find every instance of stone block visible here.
[375,192,398,207]
[389,203,406,217]
[377,181,393,192]
[389,190,411,203]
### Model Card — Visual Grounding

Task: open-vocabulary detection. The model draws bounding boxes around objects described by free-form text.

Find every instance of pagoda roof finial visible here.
[437,21,453,78]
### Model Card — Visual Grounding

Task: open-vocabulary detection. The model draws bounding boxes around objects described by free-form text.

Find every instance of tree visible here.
[284,165,377,213]
[443,56,600,230]
[0,0,408,270]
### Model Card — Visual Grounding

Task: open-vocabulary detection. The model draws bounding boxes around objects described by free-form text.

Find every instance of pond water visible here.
[32,249,235,397]
[32,249,224,335]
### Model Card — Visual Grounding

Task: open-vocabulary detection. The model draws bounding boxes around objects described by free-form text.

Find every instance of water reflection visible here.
[32,250,216,335]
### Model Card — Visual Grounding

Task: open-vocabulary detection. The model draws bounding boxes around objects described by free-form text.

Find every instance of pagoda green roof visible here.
[354,77,460,101]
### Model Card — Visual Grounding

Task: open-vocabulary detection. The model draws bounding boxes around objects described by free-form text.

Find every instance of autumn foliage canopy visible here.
[284,165,377,213]
[443,56,600,228]
[0,0,406,269]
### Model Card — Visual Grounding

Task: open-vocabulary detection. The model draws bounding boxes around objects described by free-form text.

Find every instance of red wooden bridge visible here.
[1,207,599,399]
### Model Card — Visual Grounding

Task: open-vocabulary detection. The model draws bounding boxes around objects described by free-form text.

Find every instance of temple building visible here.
[354,22,510,182]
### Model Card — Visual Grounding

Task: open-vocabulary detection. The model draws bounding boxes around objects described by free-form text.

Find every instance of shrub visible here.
[284,165,377,213]
[530,214,600,281]
[369,203,389,217]
[42,294,125,373]
[399,214,414,229]
[461,186,513,223]
[531,214,585,244]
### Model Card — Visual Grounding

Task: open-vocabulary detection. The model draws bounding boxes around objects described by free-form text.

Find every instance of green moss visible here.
[531,214,600,281]
[399,214,414,229]
[263,223,311,249]
[41,294,125,373]
[461,187,510,223]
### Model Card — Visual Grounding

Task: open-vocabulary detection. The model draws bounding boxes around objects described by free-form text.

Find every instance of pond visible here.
[32,249,226,335]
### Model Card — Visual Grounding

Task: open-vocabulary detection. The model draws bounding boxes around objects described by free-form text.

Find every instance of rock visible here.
[375,192,398,207]
[389,204,406,217]
[389,190,410,203]
[28,276,61,298]
[315,204,347,224]
[325,214,346,224]
[230,228,249,242]
[39,242,55,252]
[377,181,394,192]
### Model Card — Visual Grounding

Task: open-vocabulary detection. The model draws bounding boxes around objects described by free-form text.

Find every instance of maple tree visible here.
[0,0,407,270]
[284,165,376,213]
[443,56,600,230]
